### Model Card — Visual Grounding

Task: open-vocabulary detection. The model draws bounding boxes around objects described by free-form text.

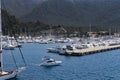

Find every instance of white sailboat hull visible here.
[0,67,26,80]
[0,71,17,80]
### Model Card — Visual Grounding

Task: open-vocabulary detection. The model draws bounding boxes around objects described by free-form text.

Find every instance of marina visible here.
[2,0,120,80]
[3,43,120,80]
[1,35,120,80]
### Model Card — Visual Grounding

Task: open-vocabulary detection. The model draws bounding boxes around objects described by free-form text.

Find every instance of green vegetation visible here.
[2,9,119,37]
[2,10,49,36]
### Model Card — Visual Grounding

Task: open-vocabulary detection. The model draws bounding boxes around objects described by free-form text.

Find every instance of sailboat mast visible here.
[89,24,92,32]
[49,25,52,38]
[0,0,3,72]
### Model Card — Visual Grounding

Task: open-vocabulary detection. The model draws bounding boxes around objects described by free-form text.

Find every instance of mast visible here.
[0,0,3,72]
[49,25,52,38]
[109,27,111,36]
[89,24,92,32]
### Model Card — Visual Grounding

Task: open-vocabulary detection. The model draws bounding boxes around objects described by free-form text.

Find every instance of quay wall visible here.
[63,45,120,56]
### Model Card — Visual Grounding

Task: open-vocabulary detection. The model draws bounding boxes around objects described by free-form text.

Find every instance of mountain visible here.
[22,0,120,26]
[2,9,52,35]
[2,0,45,17]
[3,0,120,26]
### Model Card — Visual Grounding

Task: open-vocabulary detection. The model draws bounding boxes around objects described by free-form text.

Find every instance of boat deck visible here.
[0,71,13,76]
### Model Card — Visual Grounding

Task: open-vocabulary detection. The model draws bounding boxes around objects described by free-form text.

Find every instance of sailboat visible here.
[2,36,15,50]
[0,0,26,80]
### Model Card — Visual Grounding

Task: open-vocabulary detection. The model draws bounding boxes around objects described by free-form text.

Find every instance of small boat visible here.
[3,44,15,50]
[39,57,62,66]
[47,46,62,53]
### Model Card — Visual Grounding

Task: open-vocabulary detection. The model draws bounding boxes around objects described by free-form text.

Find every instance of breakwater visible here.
[61,45,120,56]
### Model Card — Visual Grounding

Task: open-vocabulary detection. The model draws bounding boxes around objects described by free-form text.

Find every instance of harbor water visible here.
[3,43,120,80]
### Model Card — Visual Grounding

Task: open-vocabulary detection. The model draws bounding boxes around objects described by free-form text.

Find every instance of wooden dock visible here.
[61,45,120,56]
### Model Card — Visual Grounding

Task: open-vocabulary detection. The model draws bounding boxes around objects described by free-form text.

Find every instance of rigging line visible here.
[1,0,27,66]
[14,35,27,66]
[11,50,18,69]
[12,33,27,67]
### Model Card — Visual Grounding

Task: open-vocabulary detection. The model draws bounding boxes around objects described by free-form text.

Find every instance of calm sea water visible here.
[3,43,120,80]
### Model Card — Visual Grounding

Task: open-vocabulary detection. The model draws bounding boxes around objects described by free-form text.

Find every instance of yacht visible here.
[39,57,62,66]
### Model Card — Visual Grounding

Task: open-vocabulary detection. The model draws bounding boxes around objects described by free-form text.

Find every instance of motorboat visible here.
[47,46,62,53]
[39,57,62,66]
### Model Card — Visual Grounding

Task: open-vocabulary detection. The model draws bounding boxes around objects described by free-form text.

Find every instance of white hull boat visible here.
[0,67,26,80]
[3,44,14,50]
[40,60,62,66]
[40,57,62,66]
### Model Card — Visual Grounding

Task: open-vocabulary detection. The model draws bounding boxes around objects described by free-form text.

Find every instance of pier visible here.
[61,45,120,56]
